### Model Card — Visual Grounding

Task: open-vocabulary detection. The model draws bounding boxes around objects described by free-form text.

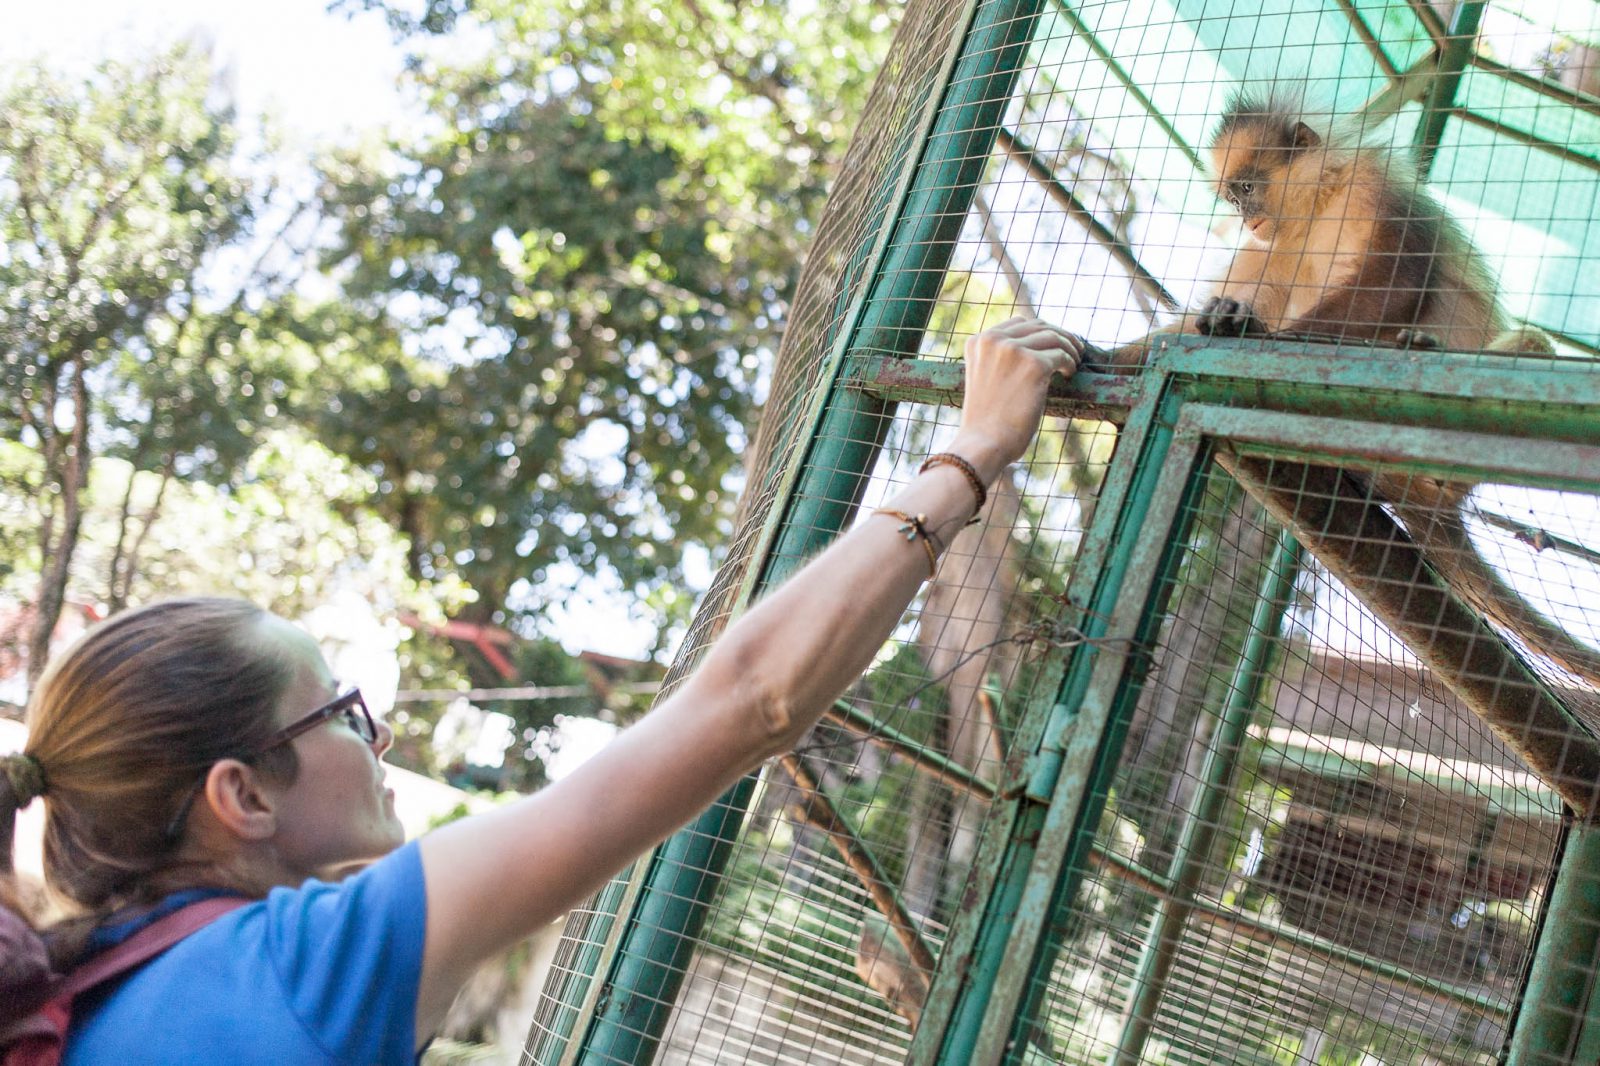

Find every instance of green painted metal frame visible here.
[536,0,1600,1041]
[1507,823,1600,1064]
[978,385,1212,1065]
[1111,525,1302,1066]
[852,337,1600,1064]
[559,0,1053,1059]
[1413,0,1485,173]
[538,872,646,1064]
[909,369,1211,1064]
[544,321,1600,1063]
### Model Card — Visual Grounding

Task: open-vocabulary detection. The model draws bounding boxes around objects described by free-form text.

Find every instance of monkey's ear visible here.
[1291,121,1321,150]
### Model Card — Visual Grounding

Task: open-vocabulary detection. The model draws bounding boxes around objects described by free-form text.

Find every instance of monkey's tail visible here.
[1391,497,1600,691]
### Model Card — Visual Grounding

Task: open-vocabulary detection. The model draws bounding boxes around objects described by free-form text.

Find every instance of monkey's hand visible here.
[1393,329,1440,350]
[1196,296,1265,338]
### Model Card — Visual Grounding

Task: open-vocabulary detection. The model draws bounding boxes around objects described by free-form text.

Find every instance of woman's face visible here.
[257,615,405,881]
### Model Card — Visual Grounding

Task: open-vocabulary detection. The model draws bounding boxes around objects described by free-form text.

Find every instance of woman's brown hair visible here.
[1,598,301,926]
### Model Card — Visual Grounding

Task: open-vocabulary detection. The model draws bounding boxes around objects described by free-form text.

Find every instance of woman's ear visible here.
[199,759,280,842]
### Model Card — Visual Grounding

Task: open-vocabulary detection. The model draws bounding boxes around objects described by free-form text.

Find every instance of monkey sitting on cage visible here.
[1109,90,1548,357]
[1096,93,1600,696]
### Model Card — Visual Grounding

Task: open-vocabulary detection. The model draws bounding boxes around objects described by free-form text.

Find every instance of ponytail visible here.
[0,755,52,1023]
[1,752,46,874]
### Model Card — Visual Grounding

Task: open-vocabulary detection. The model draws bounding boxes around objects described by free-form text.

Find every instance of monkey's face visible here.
[1208,119,1322,243]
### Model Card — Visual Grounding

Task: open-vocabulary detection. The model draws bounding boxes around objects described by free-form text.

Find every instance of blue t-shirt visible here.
[66,841,427,1065]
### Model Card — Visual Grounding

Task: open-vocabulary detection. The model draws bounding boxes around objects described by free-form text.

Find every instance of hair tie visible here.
[1,753,46,808]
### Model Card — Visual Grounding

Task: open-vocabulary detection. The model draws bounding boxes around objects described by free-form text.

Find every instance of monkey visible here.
[1094,94,1600,725]
[1109,91,1540,357]
[1198,94,1505,349]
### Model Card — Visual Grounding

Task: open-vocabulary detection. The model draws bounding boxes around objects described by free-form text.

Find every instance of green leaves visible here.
[0,43,250,396]
[2,0,899,701]
[312,0,898,635]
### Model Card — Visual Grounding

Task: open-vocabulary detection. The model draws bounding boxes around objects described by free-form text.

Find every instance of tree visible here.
[314,104,754,647]
[0,43,269,677]
[318,0,899,652]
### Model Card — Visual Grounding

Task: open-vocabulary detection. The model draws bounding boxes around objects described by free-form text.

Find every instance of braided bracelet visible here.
[873,509,941,578]
[920,452,987,517]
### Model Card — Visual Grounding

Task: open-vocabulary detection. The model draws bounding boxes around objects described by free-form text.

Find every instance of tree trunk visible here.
[28,359,92,685]
[107,449,176,613]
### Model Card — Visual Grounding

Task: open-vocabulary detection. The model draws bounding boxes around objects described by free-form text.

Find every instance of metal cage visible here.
[523,0,1600,1062]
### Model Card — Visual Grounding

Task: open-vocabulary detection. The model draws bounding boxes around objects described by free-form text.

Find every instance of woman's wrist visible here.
[939,430,1011,492]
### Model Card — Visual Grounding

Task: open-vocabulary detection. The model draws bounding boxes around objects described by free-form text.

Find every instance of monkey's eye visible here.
[1239,181,1254,195]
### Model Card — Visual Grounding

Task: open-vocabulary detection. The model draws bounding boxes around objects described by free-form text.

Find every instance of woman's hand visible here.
[953,317,1084,476]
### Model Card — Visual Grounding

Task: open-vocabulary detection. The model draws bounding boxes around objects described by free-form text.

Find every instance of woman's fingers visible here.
[969,317,1083,369]
[956,317,1087,467]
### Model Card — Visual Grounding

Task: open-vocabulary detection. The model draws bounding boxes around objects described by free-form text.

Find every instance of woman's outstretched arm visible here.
[414,317,1082,1040]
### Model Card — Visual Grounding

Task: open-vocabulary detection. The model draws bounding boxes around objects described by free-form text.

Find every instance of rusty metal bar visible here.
[996,128,1180,311]
[781,752,940,976]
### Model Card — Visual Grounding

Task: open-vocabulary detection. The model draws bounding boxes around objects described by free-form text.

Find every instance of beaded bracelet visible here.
[873,509,941,578]
[919,452,987,516]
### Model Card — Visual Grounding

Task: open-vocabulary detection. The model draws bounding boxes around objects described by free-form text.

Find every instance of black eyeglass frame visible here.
[163,687,378,842]
[256,687,378,754]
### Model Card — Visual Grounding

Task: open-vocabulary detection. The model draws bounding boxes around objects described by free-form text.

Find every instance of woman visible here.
[0,317,1082,1062]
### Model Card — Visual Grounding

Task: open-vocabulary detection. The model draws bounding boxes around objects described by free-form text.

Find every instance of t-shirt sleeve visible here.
[260,841,428,1063]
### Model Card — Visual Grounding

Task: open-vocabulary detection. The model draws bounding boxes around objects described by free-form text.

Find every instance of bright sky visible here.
[1,0,414,144]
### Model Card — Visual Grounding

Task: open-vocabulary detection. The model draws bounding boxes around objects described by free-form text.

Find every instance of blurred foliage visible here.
[0,430,454,631]
[0,42,269,675]
[310,0,899,654]
[1,0,899,778]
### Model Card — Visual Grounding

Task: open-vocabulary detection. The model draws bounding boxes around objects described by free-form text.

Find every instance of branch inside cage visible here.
[779,752,940,978]
[824,699,999,801]
[1218,450,1600,816]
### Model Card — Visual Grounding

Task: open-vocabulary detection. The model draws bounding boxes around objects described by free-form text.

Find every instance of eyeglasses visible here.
[252,687,378,756]
[163,688,379,841]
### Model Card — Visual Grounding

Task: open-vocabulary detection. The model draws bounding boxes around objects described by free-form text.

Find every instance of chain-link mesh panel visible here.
[1018,455,1595,1065]
[648,410,1116,1063]
[522,0,973,1056]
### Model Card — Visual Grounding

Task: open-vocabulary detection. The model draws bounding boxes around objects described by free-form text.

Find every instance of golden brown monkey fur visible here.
[1106,95,1600,689]
[1111,93,1547,358]
[1203,97,1500,347]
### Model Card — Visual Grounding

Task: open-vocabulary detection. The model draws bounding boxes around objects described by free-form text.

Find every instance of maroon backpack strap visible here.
[52,896,249,1001]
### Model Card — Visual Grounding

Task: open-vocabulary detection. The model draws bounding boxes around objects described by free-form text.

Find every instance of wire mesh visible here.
[525,0,1600,1059]
[637,412,1117,1064]
[1021,455,1583,1065]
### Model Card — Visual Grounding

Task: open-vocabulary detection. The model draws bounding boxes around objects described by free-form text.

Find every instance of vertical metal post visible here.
[568,1,1050,1060]
[1112,526,1302,1064]
[523,874,637,1065]
[1414,0,1485,173]
[915,383,1210,1065]
[773,0,1054,571]
[1505,821,1600,1065]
